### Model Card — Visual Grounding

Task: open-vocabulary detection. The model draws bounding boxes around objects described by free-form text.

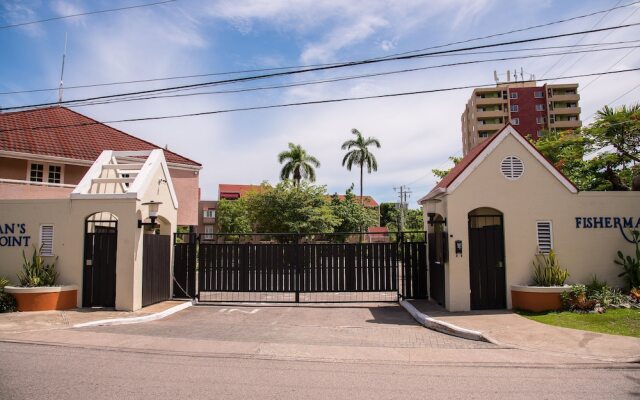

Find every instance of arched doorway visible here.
[83,212,118,307]
[468,208,505,310]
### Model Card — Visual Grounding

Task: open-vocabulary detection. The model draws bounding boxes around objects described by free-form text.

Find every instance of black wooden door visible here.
[83,230,117,307]
[142,234,171,307]
[469,217,506,310]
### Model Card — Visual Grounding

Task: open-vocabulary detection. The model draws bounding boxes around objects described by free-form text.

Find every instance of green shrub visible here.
[0,276,9,291]
[615,230,640,290]
[0,292,16,313]
[532,251,570,286]
[17,246,58,287]
[586,274,607,293]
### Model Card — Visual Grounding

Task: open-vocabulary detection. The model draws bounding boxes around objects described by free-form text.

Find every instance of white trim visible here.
[4,285,78,294]
[71,150,113,195]
[446,126,577,194]
[0,151,93,167]
[510,284,569,293]
[0,178,75,188]
[71,193,139,200]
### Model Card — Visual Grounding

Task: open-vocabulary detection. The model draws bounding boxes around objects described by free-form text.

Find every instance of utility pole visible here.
[393,185,412,231]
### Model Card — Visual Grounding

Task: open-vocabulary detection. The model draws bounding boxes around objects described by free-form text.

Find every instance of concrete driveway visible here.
[82,303,494,350]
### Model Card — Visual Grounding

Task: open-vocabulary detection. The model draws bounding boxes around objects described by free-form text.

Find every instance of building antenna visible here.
[58,33,68,104]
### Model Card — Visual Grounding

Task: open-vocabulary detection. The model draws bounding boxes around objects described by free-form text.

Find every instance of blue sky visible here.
[1,0,639,206]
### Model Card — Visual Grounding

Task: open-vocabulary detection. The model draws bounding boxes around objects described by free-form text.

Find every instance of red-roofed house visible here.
[0,106,202,226]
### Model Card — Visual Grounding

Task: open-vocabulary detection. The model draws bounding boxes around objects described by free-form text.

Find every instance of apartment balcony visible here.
[551,107,581,115]
[549,93,580,102]
[475,97,507,105]
[476,109,507,118]
[550,120,582,129]
[477,122,505,131]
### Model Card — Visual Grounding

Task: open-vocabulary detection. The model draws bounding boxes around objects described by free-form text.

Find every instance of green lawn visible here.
[518,308,640,338]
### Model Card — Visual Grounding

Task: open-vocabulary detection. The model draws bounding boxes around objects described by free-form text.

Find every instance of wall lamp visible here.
[427,212,447,226]
[138,201,162,228]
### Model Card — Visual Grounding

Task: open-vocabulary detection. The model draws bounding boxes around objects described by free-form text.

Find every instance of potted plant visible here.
[3,246,77,311]
[511,250,571,312]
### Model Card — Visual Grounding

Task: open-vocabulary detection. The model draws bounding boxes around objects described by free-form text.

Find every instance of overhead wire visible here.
[1,0,639,95]
[62,43,640,109]
[1,68,638,133]
[4,21,640,112]
[0,0,177,29]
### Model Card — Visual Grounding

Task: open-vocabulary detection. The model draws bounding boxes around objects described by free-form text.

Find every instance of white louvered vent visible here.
[501,156,524,180]
[40,225,54,256]
[536,221,553,253]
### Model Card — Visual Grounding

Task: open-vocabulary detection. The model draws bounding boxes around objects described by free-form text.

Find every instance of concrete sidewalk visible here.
[408,300,640,363]
[0,300,190,335]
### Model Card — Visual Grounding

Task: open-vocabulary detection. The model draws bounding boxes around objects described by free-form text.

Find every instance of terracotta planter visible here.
[4,285,78,312]
[511,285,570,312]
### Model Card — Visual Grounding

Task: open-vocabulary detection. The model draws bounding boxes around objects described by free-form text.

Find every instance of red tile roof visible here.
[367,226,389,234]
[218,184,266,199]
[0,106,201,167]
[332,194,378,207]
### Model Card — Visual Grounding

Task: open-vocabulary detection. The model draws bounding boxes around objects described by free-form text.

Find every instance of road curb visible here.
[399,300,488,342]
[73,300,194,328]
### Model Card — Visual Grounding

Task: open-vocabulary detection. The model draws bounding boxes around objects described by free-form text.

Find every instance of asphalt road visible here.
[1,341,639,400]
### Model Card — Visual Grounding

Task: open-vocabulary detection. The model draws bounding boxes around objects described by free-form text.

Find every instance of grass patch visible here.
[518,308,640,338]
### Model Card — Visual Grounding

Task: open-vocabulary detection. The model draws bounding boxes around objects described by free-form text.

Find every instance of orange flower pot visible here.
[4,285,78,311]
[511,285,570,312]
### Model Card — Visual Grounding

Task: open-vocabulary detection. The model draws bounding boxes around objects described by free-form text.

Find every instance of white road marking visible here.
[219,308,260,315]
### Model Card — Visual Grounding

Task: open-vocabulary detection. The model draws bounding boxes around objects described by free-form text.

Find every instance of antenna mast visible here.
[58,33,68,103]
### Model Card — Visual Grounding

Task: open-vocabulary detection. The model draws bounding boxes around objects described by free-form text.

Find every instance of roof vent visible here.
[501,156,524,180]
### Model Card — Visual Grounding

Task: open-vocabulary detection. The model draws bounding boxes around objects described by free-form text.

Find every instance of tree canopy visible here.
[535,104,640,191]
[330,186,378,233]
[341,128,381,203]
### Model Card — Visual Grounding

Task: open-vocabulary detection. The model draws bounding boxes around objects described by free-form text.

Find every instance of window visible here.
[536,221,553,253]
[534,91,544,98]
[511,118,520,125]
[535,104,545,111]
[40,225,54,256]
[30,163,44,182]
[510,104,519,112]
[537,130,544,137]
[479,132,490,138]
[536,117,545,124]
[203,210,215,218]
[500,156,524,180]
[204,225,214,234]
[48,165,61,184]
[510,92,518,99]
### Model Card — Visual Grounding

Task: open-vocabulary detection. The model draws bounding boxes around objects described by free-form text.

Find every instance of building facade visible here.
[0,107,202,227]
[461,82,581,155]
[420,125,639,312]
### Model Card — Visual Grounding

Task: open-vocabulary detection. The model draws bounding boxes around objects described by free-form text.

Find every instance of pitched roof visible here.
[218,184,266,199]
[419,124,578,203]
[0,106,201,167]
[332,194,379,207]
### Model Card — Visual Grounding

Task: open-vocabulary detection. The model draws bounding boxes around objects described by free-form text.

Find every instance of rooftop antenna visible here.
[507,70,511,82]
[513,69,518,82]
[493,70,499,84]
[520,67,524,81]
[58,33,68,104]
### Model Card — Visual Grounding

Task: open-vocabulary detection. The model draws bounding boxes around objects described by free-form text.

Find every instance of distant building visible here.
[197,200,218,239]
[218,184,264,200]
[461,81,581,155]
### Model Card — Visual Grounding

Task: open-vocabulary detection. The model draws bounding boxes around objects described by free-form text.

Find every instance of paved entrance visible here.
[80,304,494,350]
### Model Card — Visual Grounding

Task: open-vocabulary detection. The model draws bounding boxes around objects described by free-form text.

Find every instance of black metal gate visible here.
[428,231,447,306]
[83,219,117,308]
[142,234,171,307]
[174,232,429,303]
[469,215,506,310]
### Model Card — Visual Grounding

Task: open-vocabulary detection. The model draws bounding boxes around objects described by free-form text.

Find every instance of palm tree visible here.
[278,143,321,186]
[341,128,381,204]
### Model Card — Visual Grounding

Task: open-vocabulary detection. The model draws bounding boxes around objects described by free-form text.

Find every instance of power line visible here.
[2,68,638,133]
[2,0,638,95]
[580,47,639,90]
[0,0,177,29]
[4,22,640,112]
[63,43,640,109]
[539,0,625,79]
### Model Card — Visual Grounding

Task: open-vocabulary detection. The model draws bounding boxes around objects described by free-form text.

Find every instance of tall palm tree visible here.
[278,143,321,186]
[341,129,381,204]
